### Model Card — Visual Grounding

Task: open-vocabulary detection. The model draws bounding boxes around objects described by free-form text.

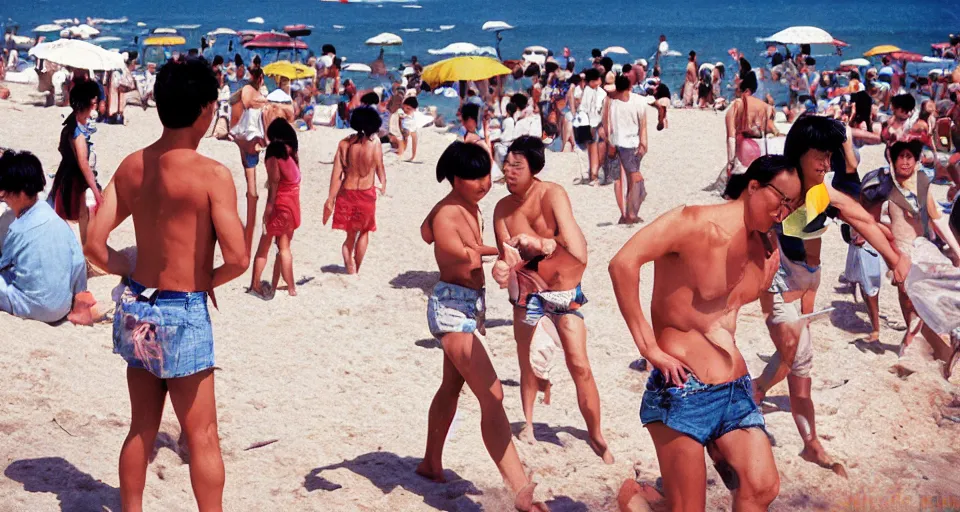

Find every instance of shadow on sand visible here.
[390,271,441,297]
[509,422,590,448]
[4,457,121,512]
[304,451,482,511]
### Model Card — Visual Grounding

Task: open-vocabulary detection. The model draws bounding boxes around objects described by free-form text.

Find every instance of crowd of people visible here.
[1,31,960,511]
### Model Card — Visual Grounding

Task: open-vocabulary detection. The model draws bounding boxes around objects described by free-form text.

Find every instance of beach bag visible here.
[860,166,894,206]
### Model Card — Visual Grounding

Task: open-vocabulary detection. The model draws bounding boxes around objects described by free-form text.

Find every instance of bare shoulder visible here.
[493,194,518,219]
[540,181,571,202]
[114,149,145,180]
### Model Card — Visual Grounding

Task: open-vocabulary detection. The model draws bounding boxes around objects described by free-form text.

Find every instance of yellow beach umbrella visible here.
[262,60,316,80]
[420,56,512,87]
[863,45,901,57]
[143,36,186,46]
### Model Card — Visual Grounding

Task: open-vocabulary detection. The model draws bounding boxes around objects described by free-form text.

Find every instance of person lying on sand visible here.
[84,57,249,511]
[610,155,803,512]
[491,136,614,464]
[418,141,548,512]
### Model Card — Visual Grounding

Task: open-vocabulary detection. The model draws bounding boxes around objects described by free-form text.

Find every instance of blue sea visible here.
[4,0,958,93]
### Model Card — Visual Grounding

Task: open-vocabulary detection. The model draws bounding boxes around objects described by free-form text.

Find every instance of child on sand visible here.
[324,108,386,274]
[418,141,547,512]
[84,57,249,511]
[249,119,302,298]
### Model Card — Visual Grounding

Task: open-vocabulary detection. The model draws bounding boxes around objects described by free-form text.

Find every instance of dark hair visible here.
[568,74,582,86]
[584,68,601,82]
[234,53,244,66]
[784,114,847,165]
[600,57,614,73]
[542,122,558,137]
[211,55,224,67]
[805,56,816,66]
[545,61,559,74]
[889,140,922,162]
[510,93,528,111]
[723,154,797,200]
[507,136,545,174]
[461,103,480,123]
[524,63,540,78]
[739,70,758,94]
[403,96,418,109]
[333,57,343,69]
[360,91,380,106]
[849,70,861,81]
[504,103,517,118]
[252,55,261,67]
[322,44,336,55]
[248,67,264,84]
[615,75,631,92]
[591,48,602,59]
[436,141,491,184]
[265,119,299,162]
[891,94,916,113]
[689,50,696,59]
[155,57,219,129]
[69,80,100,112]
[0,150,46,196]
[350,107,382,138]
[851,91,873,132]
[622,63,633,74]
[771,53,784,67]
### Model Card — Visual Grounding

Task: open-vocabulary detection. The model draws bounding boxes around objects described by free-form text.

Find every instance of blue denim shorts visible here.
[520,284,587,326]
[640,369,765,445]
[112,279,215,379]
[427,282,485,340]
[242,152,260,168]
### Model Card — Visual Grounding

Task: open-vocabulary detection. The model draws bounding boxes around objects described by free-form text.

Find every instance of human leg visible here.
[555,314,612,463]
[342,231,358,274]
[354,231,370,273]
[587,141,599,182]
[418,344,466,482]
[276,234,296,296]
[788,374,843,475]
[512,306,539,443]
[863,287,881,343]
[626,174,647,223]
[168,369,225,512]
[647,424,707,512]
[614,164,626,222]
[119,368,168,512]
[711,428,780,511]
[249,234,274,293]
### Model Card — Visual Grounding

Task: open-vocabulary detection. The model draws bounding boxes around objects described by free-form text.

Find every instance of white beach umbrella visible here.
[207,28,239,37]
[153,28,177,34]
[247,17,265,25]
[365,32,403,46]
[482,21,514,32]
[428,42,495,56]
[33,24,63,33]
[761,26,834,45]
[174,24,201,30]
[602,46,629,56]
[342,63,372,73]
[840,58,870,67]
[61,24,100,39]
[29,39,125,70]
[53,18,79,25]
[524,45,549,55]
[92,36,123,44]
[136,22,147,27]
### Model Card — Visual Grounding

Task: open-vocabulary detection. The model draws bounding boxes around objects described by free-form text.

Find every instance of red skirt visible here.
[264,184,301,236]
[332,187,377,233]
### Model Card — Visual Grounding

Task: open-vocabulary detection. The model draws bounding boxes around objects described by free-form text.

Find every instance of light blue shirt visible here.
[0,200,86,322]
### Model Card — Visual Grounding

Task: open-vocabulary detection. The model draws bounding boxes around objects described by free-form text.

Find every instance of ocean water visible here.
[4,0,958,92]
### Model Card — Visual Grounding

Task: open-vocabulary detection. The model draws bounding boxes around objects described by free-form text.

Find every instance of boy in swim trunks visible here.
[491,136,613,464]
[418,141,546,512]
[84,57,250,511]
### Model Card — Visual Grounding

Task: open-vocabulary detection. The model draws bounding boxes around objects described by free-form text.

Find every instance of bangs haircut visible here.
[461,103,480,123]
[723,154,797,200]
[0,150,46,196]
[155,57,219,129]
[507,136,545,174]
[265,119,298,161]
[436,141,491,184]
[783,114,846,164]
[69,80,100,112]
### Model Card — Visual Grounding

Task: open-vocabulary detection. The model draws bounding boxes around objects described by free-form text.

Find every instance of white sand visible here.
[1,83,959,511]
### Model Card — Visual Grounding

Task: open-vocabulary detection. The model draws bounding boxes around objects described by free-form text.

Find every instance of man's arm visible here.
[210,164,250,289]
[84,175,132,276]
[609,206,694,386]
[545,186,587,265]
[433,207,497,268]
[829,183,909,282]
[637,102,648,156]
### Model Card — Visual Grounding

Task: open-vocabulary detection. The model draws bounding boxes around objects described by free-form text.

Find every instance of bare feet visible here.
[617,479,663,512]
[514,481,549,511]
[67,291,97,326]
[288,286,298,297]
[942,334,960,381]
[864,331,880,343]
[799,441,847,478]
[518,423,536,444]
[536,378,552,405]
[589,435,615,464]
[414,461,446,483]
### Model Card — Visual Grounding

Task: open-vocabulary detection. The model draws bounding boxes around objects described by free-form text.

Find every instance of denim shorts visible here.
[640,369,766,445]
[112,278,215,379]
[520,284,587,327]
[427,282,485,340]
[242,152,260,168]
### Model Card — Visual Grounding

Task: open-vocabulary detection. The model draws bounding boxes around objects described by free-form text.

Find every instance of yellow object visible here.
[420,56,512,87]
[782,184,832,239]
[863,45,901,57]
[143,36,186,46]
[262,60,316,80]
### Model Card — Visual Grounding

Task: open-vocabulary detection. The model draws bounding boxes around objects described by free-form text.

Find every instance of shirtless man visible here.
[491,136,613,464]
[683,51,697,108]
[324,108,385,274]
[610,155,803,512]
[418,141,547,512]
[84,58,249,512]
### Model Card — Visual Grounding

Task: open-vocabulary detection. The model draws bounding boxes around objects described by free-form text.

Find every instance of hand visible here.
[379,186,387,196]
[323,199,335,225]
[492,260,511,288]
[508,234,555,260]
[637,145,647,157]
[647,349,693,388]
[892,252,911,286]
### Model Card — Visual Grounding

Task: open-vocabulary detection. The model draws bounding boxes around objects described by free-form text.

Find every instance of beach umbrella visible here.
[153,28,177,34]
[602,46,629,56]
[207,28,238,37]
[342,63,372,73]
[761,26,834,45]
[61,24,100,39]
[247,17,265,25]
[32,24,63,33]
[29,39,125,70]
[840,58,870,67]
[365,32,403,46]
[420,56,511,86]
[482,21,514,32]
[832,39,849,48]
[889,51,924,63]
[863,45,901,57]
[524,45,549,55]
[428,42,496,56]
[136,22,147,27]
[262,60,316,80]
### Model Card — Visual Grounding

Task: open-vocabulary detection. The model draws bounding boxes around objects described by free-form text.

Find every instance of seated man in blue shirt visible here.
[0,150,88,323]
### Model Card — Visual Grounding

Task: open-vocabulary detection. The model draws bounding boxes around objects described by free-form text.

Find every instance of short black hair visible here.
[507,136,545,174]
[322,44,336,55]
[436,141,490,184]
[784,114,847,165]
[154,57,219,129]
[461,103,480,123]
[524,63,541,78]
[505,102,518,116]
[891,93,916,113]
[211,55,224,67]
[350,107,382,137]
[805,56,816,66]
[69,80,101,112]
[584,68,601,82]
[739,70,758,94]
[889,140,922,162]
[591,48,602,58]
[615,75,630,92]
[724,154,797,200]
[622,63,633,74]
[402,96,418,109]
[689,50,696,59]
[234,53,244,66]
[568,75,582,86]
[360,91,380,106]
[265,118,299,161]
[510,93,528,111]
[252,55,261,66]
[0,150,46,197]
[600,57,614,73]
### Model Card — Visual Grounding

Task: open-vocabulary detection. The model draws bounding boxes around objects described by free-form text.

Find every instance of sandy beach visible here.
[1,81,959,511]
